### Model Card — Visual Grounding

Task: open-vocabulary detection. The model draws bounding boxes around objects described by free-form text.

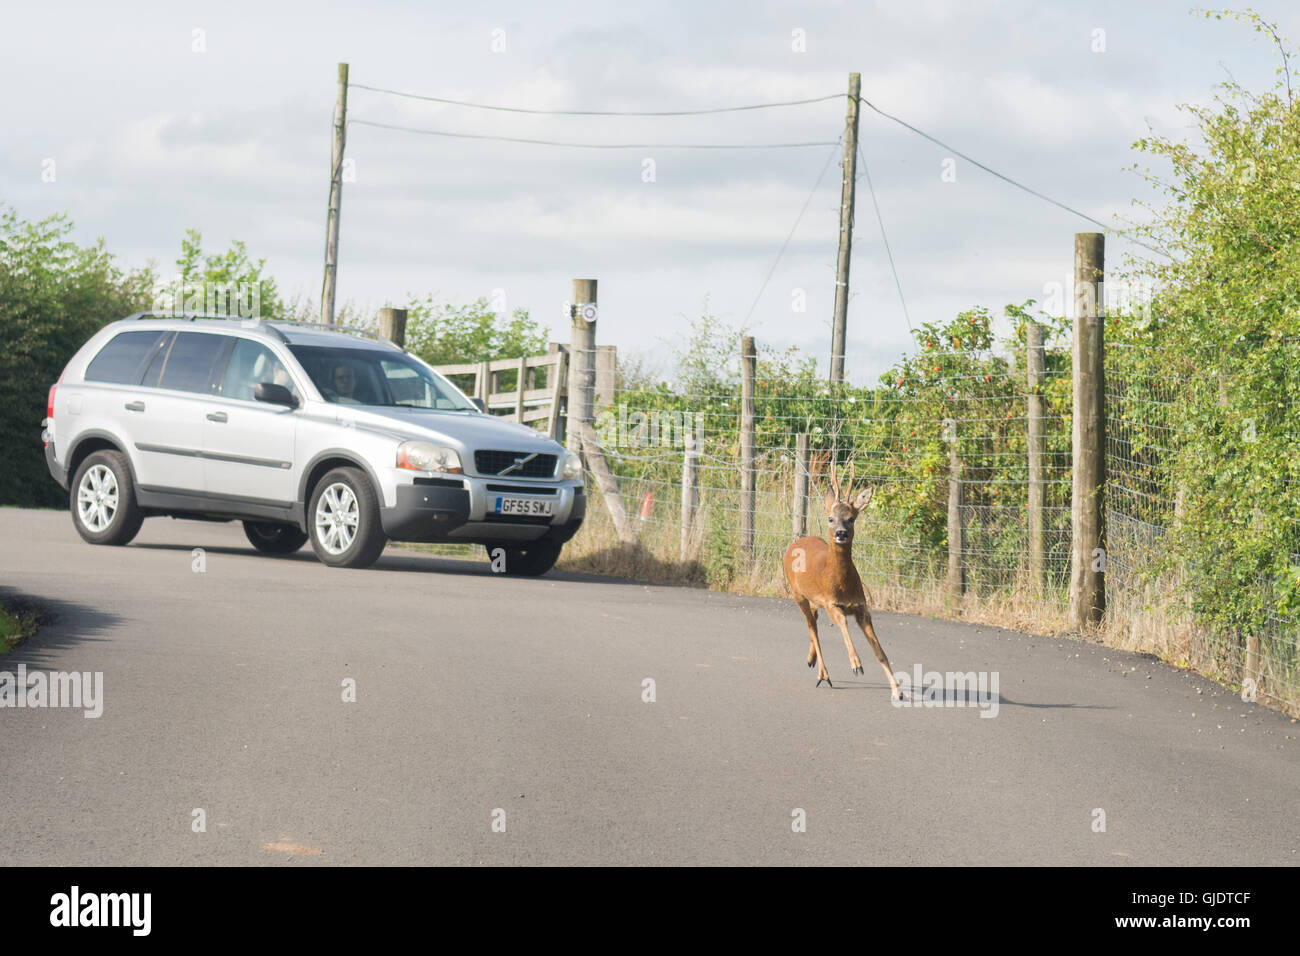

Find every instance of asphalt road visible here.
[1,507,1297,866]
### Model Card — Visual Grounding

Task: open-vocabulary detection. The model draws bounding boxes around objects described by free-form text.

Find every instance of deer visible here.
[781,458,904,698]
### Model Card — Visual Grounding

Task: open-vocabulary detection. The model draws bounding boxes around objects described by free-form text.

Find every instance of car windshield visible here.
[289,345,478,411]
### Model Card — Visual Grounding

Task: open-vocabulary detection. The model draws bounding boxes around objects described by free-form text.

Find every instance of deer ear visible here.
[853,486,874,512]
[824,487,839,511]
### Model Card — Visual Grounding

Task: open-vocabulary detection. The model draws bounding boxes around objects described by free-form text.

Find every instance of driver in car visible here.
[331,363,361,403]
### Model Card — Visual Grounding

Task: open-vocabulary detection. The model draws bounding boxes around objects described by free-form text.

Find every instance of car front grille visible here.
[474,450,557,478]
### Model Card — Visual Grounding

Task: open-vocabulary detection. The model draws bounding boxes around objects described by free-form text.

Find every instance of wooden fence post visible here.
[1026,320,1046,593]
[681,432,698,562]
[946,418,964,605]
[515,355,528,423]
[378,307,407,348]
[793,432,810,539]
[547,344,567,441]
[1069,232,1107,629]
[740,335,757,571]
[567,279,597,450]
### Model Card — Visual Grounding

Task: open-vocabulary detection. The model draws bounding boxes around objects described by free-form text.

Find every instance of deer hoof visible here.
[853,665,864,675]
[807,659,815,668]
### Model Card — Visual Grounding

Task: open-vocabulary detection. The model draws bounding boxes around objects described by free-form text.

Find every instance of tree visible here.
[401,295,548,366]
[154,229,284,318]
[0,205,155,506]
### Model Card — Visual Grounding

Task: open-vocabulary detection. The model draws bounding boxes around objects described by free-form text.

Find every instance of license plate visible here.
[494,496,554,516]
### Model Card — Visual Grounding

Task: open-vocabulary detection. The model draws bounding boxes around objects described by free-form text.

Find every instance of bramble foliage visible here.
[1122,7,1300,633]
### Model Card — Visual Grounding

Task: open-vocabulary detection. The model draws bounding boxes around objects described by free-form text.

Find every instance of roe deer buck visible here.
[782,459,904,697]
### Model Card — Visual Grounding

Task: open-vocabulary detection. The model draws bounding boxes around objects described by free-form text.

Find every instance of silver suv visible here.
[41,314,585,574]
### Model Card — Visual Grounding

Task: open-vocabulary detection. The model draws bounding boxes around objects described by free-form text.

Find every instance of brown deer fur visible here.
[781,460,903,697]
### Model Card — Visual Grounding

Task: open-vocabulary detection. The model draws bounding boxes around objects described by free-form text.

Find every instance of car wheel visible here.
[243,521,309,554]
[70,450,144,546]
[487,539,562,577]
[308,467,386,569]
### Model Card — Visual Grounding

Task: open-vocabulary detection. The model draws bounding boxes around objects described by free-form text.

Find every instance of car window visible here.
[158,332,227,394]
[289,345,476,410]
[222,339,297,402]
[84,331,168,385]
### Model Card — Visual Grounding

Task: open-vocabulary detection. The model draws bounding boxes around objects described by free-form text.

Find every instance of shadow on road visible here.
[0,586,125,666]
[811,681,1110,710]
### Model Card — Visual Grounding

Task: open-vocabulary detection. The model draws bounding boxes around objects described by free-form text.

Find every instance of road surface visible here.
[1,508,1296,865]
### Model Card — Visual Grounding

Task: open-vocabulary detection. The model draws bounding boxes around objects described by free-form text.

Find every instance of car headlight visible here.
[562,450,583,481]
[396,441,463,473]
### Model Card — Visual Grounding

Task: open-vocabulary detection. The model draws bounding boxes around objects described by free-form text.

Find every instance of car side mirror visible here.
[471,398,486,412]
[254,382,299,408]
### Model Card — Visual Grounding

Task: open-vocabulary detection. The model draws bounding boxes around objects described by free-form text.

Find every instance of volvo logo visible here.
[499,453,537,476]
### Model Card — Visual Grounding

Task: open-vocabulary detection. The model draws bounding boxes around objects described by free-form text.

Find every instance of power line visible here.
[348,118,838,149]
[857,141,913,332]
[857,94,1167,255]
[349,83,845,116]
[742,140,842,325]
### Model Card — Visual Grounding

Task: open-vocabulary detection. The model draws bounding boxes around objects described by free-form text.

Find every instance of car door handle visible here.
[124,401,145,412]
[206,411,228,423]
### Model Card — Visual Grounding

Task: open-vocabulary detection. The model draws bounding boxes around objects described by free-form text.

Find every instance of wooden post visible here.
[477,361,491,408]
[1244,632,1260,688]
[681,432,699,562]
[946,419,964,604]
[577,421,634,548]
[515,355,528,423]
[567,279,597,451]
[793,432,810,538]
[320,63,348,326]
[1069,233,1106,629]
[1026,321,1046,592]
[378,307,407,348]
[546,348,567,440]
[829,72,861,384]
[740,335,757,569]
[593,344,617,419]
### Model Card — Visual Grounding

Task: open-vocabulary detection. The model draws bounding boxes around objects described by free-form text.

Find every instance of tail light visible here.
[44,379,59,448]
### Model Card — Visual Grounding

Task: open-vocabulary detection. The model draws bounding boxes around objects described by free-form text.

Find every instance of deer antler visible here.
[829,450,842,501]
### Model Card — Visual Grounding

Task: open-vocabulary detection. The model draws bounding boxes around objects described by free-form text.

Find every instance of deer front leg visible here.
[828,605,865,676]
[855,608,904,699]
[795,597,830,685]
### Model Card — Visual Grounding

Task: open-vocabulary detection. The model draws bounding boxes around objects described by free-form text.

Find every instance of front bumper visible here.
[380,475,585,544]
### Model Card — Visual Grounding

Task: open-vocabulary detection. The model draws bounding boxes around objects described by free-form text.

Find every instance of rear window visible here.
[84,331,167,385]
[159,332,228,394]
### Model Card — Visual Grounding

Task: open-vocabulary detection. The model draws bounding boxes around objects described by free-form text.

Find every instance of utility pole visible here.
[321,62,349,326]
[829,72,861,384]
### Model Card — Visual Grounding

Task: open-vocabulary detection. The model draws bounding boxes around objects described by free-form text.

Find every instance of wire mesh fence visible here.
[567,336,1075,621]
[1105,339,1300,711]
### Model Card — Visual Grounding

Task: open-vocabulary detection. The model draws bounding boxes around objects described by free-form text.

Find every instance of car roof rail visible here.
[266,319,404,350]
[124,312,290,342]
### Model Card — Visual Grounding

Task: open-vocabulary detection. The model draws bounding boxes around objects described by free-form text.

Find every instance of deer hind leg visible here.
[827,605,865,676]
[855,608,903,699]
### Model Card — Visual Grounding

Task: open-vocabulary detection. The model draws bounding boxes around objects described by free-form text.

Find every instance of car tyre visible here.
[70,450,144,546]
[308,467,387,569]
[488,539,563,577]
[243,521,309,554]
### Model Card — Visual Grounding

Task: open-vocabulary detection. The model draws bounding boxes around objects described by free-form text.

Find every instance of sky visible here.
[2,0,1296,385]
